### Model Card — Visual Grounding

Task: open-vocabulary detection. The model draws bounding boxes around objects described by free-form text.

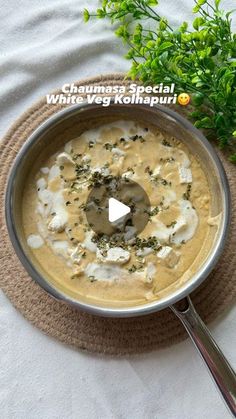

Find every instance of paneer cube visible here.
[157,246,180,268]
[178,166,192,184]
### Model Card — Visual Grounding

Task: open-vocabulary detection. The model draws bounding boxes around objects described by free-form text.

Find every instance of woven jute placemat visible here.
[0,73,235,355]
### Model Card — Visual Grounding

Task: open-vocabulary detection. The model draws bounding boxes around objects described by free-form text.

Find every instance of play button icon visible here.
[108,198,130,223]
[85,175,151,239]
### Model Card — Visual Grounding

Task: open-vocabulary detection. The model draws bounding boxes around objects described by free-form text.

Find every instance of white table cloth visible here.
[0,1,235,418]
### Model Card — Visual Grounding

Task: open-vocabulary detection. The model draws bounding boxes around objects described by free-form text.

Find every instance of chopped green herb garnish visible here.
[145,166,153,176]
[167,221,177,228]
[162,139,172,147]
[161,178,171,186]
[183,184,192,200]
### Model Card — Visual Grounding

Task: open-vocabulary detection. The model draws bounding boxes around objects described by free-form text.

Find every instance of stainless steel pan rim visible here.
[5,101,231,318]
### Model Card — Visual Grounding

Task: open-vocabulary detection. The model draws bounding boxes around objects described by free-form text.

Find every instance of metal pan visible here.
[5,103,236,416]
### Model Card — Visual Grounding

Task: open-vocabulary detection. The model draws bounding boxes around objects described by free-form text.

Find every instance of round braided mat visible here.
[0,73,235,355]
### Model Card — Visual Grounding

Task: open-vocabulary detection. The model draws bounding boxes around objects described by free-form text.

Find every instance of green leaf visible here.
[158,41,174,53]
[159,51,169,64]
[193,5,200,13]
[83,9,90,22]
[214,114,226,128]
[215,0,221,8]
[229,154,236,164]
[97,8,106,18]
[191,75,201,84]
[133,10,145,19]
[192,92,205,106]
[205,47,212,56]
[136,23,143,32]
[196,81,205,88]
[125,49,135,60]
[193,17,205,30]
[218,135,228,148]
[194,120,202,128]
[146,40,156,48]
[190,110,204,118]
[195,117,214,129]
[179,21,188,32]
[115,25,129,40]
[128,62,139,79]
[159,18,168,31]
[147,0,159,6]
[197,0,207,5]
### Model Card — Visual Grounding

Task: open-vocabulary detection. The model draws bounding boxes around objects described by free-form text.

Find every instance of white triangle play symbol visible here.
[108,197,131,223]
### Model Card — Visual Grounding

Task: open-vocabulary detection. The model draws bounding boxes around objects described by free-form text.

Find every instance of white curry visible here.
[22,120,218,307]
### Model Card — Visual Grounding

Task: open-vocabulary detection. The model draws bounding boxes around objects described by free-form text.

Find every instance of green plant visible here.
[84,0,236,162]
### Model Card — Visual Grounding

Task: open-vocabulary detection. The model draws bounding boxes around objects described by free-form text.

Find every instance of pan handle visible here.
[171,296,236,417]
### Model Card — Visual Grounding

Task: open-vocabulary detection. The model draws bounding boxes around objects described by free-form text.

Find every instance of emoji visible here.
[178,93,190,106]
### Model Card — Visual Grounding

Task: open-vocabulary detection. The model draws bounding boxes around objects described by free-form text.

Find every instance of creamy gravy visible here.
[22,120,217,307]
